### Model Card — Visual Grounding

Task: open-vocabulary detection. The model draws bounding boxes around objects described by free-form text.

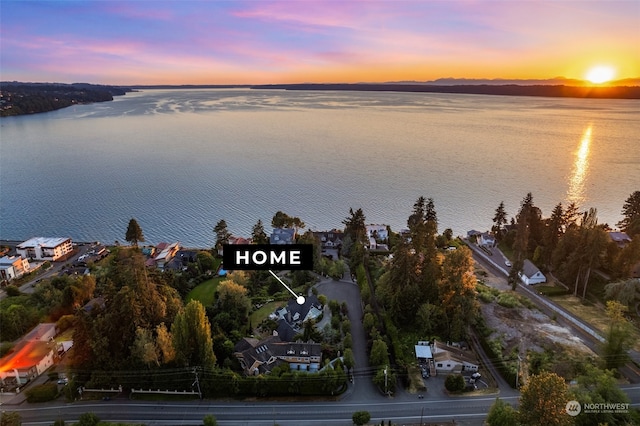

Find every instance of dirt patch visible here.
[477,264,595,358]
[482,303,594,357]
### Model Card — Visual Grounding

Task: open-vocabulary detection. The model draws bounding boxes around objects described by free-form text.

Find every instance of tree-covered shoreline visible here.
[0,82,131,116]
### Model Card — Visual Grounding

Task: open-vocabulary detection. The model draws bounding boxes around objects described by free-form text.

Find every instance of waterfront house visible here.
[16,237,73,261]
[270,228,296,245]
[146,242,181,271]
[313,230,344,249]
[0,255,30,281]
[518,259,546,285]
[478,233,497,247]
[608,231,632,248]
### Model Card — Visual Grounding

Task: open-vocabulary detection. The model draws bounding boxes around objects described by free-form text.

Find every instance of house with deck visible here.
[16,237,73,261]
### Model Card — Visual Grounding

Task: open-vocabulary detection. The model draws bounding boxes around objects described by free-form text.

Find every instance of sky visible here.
[1,0,639,85]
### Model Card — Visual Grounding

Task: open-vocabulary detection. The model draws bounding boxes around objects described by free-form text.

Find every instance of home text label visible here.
[222,244,314,270]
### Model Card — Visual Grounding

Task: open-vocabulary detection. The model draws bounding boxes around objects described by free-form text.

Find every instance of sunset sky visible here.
[1,1,639,85]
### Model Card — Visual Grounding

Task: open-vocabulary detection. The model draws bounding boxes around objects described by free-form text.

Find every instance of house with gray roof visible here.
[271,294,323,341]
[270,228,296,245]
[518,259,546,285]
[608,231,632,248]
[234,336,322,376]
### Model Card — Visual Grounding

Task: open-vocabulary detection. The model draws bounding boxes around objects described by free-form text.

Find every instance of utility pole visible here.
[515,354,521,388]
[384,366,388,396]
[420,406,424,425]
[192,368,202,399]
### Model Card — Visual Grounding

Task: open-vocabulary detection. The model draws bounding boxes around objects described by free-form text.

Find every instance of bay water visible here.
[1,89,638,247]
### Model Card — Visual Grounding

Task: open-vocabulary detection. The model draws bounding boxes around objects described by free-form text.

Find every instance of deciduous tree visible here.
[570,363,634,426]
[486,398,518,426]
[172,300,216,367]
[600,300,634,369]
[518,371,573,426]
[271,211,305,232]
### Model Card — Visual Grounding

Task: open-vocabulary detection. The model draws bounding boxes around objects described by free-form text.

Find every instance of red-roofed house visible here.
[0,323,58,388]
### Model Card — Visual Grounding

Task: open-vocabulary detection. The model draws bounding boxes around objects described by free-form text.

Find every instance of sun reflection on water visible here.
[567,125,592,205]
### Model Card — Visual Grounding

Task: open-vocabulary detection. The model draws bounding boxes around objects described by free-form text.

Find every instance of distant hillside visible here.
[387,77,640,86]
[0,82,132,116]
[251,83,640,99]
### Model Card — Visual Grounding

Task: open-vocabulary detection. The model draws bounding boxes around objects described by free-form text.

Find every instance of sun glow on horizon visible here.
[585,65,616,84]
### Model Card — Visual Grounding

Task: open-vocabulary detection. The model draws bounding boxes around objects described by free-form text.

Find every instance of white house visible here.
[478,233,496,247]
[366,224,389,241]
[519,259,546,285]
[432,341,479,374]
[0,255,30,281]
[16,237,73,261]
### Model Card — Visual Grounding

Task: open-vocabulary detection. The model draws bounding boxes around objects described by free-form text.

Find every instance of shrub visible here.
[56,314,75,332]
[496,293,521,308]
[203,414,217,426]
[444,374,466,393]
[352,411,371,426]
[4,285,21,297]
[25,383,59,403]
[478,291,495,303]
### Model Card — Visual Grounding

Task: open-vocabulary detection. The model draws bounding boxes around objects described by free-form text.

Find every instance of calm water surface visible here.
[1,89,639,247]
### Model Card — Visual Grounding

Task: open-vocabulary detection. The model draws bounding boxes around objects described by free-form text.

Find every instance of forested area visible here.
[0,82,130,116]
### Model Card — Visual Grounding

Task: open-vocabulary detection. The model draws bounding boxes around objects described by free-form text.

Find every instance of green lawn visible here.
[250,301,285,326]
[186,276,223,307]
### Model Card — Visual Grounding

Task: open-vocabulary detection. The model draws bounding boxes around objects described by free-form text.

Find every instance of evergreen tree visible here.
[342,208,366,245]
[125,218,144,247]
[251,219,269,244]
[492,201,509,240]
[617,191,640,237]
[213,219,231,252]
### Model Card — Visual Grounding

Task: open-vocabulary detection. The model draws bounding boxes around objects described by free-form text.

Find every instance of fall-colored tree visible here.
[518,371,573,426]
[172,300,216,367]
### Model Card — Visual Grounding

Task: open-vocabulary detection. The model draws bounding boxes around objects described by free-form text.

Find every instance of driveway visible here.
[314,272,383,402]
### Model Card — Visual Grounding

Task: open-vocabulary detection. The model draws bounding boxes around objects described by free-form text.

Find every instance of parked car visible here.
[504,260,512,267]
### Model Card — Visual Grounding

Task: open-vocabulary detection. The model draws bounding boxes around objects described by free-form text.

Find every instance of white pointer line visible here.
[269,270,305,305]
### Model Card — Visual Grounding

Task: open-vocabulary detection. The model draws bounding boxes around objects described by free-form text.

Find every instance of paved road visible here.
[7,384,640,426]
